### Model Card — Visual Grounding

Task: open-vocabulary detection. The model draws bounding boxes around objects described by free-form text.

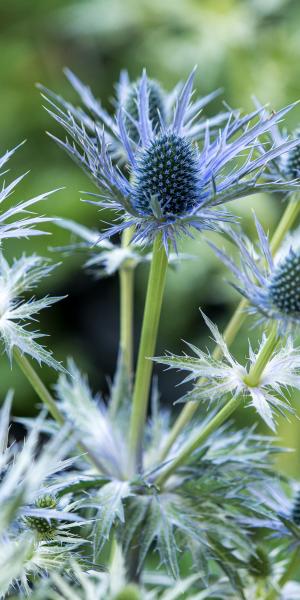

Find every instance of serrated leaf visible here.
[93,480,130,559]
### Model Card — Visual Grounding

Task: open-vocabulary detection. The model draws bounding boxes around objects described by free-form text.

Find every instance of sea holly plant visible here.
[2,70,300,599]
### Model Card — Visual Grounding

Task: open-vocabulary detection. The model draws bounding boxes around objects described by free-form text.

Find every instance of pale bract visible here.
[55,217,194,277]
[0,253,64,370]
[0,143,59,241]
[155,312,300,431]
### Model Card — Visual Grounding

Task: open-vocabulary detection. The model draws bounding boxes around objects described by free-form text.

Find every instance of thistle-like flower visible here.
[0,253,64,370]
[210,217,300,330]
[253,100,300,184]
[283,129,300,180]
[40,67,225,164]
[0,143,59,241]
[155,312,300,431]
[41,68,300,250]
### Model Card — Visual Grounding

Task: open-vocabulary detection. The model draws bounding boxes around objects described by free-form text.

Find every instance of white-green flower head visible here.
[26,495,57,540]
[0,253,64,370]
[154,312,300,431]
[210,218,300,331]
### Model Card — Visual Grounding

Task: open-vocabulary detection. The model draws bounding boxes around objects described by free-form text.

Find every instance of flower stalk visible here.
[156,324,280,487]
[243,323,278,387]
[159,195,300,461]
[128,233,168,474]
[119,227,135,380]
[14,348,63,424]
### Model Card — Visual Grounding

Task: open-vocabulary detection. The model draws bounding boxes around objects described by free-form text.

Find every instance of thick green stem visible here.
[14,348,63,424]
[119,227,135,378]
[156,325,279,487]
[128,234,168,474]
[265,547,300,600]
[159,195,300,461]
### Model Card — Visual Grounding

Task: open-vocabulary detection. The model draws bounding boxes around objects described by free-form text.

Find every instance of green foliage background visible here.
[1,0,300,475]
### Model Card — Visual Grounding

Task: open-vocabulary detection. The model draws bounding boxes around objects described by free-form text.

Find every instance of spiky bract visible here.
[0,253,64,370]
[125,78,165,142]
[0,143,59,240]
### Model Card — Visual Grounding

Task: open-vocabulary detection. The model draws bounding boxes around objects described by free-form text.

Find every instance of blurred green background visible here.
[1,0,300,475]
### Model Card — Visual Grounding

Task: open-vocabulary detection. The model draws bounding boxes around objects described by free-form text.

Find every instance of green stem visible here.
[156,395,242,487]
[156,325,279,487]
[14,348,63,424]
[128,234,168,474]
[158,195,300,461]
[269,194,300,255]
[265,547,300,600]
[243,322,278,387]
[119,227,135,378]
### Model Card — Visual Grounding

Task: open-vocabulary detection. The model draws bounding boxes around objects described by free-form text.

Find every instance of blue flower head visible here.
[291,490,300,526]
[210,217,300,330]
[284,129,300,180]
[41,68,300,252]
[254,100,300,184]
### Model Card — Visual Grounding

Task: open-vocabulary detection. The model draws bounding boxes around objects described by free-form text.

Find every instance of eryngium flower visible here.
[0,253,64,370]
[0,142,60,240]
[284,129,300,179]
[210,217,300,329]
[41,68,300,250]
[40,67,225,164]
[154,312,300,431]
[256,100,300,184]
